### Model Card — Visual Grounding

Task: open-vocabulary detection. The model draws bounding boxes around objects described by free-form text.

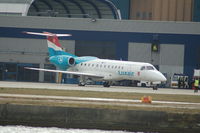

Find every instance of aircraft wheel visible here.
[78,82,85,86]
[103,82,110,87]
[153,86,158,90]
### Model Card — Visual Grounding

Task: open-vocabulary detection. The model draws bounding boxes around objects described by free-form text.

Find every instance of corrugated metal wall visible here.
[130,0,193,21]
[130,0,152,20]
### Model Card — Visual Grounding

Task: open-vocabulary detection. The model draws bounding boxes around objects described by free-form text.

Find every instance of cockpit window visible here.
[147,66,154,70]
[140,66,155,71]
[141,66,145,70]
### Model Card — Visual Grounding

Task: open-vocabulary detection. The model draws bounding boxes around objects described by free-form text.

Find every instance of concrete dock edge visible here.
[0,104,200,133]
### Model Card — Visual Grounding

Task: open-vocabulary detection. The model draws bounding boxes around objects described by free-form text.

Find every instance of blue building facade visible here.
[0,26,200,81]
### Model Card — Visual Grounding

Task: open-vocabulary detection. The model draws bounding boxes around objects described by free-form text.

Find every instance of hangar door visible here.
[159,44,184,77]
[128,43,151,63]
[75,41,116,59]
[128,42,184,86]
[128,43,184,74]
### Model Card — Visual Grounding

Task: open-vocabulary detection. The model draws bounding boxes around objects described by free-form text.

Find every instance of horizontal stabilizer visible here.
[25,67,104,78]
[23,31,72,37]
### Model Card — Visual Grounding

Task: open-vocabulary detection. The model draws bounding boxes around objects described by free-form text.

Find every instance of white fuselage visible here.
[69,59,166,82]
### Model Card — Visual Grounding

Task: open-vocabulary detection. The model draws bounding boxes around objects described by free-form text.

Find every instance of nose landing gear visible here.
[152,85,158,90]
[151,82,158,90]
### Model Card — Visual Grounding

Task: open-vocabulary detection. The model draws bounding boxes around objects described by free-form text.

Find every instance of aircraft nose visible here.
[150,71,167,82]
[158,72,167,82]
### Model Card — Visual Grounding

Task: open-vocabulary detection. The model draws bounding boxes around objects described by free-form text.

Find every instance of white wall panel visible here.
[0,37,75,64]
[160,44,184,66]
[0,3,28,14]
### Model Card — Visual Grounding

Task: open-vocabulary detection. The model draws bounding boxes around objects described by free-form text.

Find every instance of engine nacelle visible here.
[49,55,75,70]
[68,57,75,66]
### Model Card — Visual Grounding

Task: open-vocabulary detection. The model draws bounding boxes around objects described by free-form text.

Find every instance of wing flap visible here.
[25,67,104,78]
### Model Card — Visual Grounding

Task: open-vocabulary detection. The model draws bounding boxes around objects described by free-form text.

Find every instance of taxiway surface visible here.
[0,81,199,96]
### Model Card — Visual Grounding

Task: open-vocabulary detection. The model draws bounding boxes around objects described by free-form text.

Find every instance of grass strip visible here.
[0,87,200,103]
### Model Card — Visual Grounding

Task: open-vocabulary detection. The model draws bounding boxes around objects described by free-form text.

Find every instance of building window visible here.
[148,12,152,19]
[142,12,147,19]
[136,12,140,19]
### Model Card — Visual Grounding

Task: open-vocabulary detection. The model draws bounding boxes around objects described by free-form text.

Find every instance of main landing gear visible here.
[78,82,86,86]
[103,81,111,87]
[78,76,86,86]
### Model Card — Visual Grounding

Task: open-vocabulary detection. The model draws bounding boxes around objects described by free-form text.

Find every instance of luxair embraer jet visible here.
[24,32,166,89]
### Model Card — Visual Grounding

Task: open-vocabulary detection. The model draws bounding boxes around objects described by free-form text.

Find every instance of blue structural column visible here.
[115,41,128,61]
[109,0,130,19]
[193,0,200,22]
[184,36,200,79]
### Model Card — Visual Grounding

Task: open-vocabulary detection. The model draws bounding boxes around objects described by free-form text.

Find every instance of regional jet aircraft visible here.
[24,32,166,89]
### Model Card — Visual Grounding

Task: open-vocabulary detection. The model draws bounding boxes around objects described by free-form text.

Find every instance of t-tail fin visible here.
[24,31,76,57]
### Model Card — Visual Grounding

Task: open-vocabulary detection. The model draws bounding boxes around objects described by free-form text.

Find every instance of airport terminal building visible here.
[0,0,200,87]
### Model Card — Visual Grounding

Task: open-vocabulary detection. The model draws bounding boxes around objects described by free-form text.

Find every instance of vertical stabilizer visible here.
[24,31,76,57]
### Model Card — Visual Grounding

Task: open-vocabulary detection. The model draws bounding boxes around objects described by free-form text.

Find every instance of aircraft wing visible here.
[25,67,104,78]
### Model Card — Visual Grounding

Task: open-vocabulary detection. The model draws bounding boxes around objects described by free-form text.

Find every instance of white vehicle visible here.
[171,73,188,88]
[24,32,167,88]
[194,69,200,77]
